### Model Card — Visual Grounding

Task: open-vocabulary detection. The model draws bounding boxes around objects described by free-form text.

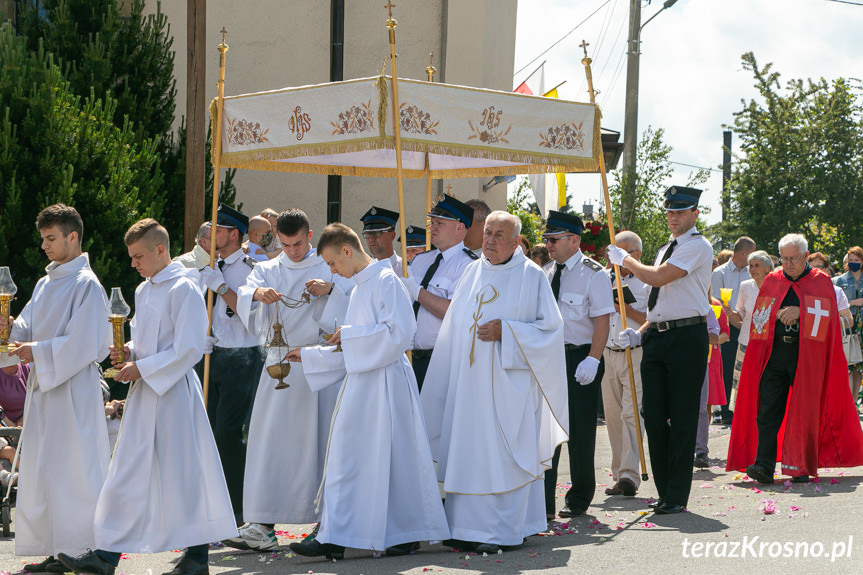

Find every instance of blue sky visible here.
[512,0,863,224]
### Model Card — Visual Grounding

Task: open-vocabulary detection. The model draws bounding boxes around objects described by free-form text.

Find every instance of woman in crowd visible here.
[834,246,863,405]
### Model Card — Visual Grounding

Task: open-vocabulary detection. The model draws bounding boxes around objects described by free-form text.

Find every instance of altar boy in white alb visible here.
[422,211,568,553]
[286,223,449,560]
[59,219,236,575]
[0,205,111,572]
[226,209,352,551]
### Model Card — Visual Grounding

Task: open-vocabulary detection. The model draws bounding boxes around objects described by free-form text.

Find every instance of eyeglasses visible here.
[543,235,575,245]
[362,230,391,239]
[779,255,804,265]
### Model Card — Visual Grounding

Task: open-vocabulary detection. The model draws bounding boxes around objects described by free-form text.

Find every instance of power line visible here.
[825,0,863,5]
[669,160,723,173]
[513,0,612,77]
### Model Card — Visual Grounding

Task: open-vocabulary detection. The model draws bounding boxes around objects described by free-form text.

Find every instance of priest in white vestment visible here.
[59,219,236,575]
[1,205,111,571]
[286,223,449,560]
[226,209,352,551]
[421,211,568,553]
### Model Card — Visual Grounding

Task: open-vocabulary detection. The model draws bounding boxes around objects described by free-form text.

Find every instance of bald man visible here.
[246,216,274,262]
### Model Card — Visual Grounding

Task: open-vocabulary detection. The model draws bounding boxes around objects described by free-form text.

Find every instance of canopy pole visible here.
[581,40,649,482]
[385,3,410,279]
[424,52,436,251]
[203,28,230,407]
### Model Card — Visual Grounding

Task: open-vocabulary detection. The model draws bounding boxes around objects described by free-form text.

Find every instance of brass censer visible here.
[102,288,131,379]
[0,267,17,353]
[266,303,291,389]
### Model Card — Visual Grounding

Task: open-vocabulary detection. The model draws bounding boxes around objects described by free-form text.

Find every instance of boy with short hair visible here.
[287,223,449,559]
[59,219,236,575]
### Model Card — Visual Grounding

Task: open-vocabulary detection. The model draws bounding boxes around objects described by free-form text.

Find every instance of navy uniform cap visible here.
[543,210,584,236]
[428,194,474,228]
[215,203,249,235]
[399,224,428,248]
[664,186,703,211]
[360,206,399,231]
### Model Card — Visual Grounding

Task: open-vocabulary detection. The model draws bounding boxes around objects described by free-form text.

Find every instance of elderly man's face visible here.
[482,218,519,265]
[779,243,808,279]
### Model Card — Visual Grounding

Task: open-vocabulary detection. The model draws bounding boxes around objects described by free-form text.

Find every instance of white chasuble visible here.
[94,262,236,553]
[301,260,450,550]
[421,248,568,544]
[235,250,351,524]
[5,254,111,557]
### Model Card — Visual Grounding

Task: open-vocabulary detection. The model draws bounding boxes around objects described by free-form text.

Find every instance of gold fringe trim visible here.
[208,97,219,164]
[375,75,388,139]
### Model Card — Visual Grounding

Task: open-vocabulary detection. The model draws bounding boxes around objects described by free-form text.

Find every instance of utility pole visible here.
[722,128,732,224]
[184,0,206,251]
[327,0,345,224]
[620,0,641,229]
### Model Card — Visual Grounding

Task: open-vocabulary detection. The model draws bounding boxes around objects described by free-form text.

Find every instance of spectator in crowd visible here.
[695,299,728,468]
[716,249,733,267]
[245,216,274,262]
[260,208,282,253]
[463,199,491,256]
[834,246,863,404]
[808,252,833,276]
[398,224,429,263]
[723,250,773,410]
[0,362,28,488]
[173,223,211,270]
[530,243,550,267]
[517,235,530,257]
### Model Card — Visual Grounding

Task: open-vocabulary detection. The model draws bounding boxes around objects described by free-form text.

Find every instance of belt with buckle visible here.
[564,343,591,353]
[607,345,640,352]
[778,336,798,344]
[649,316,706,332]
[412,348,434,360]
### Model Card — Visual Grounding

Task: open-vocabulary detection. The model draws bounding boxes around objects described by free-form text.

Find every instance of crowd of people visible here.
[0,187,861,574]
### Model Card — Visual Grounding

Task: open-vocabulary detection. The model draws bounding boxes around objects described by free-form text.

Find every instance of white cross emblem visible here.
[806,298,830,338]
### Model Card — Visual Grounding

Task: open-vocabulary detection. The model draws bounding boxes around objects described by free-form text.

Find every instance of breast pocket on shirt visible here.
[559,292,586,321]
[427,276,454,299]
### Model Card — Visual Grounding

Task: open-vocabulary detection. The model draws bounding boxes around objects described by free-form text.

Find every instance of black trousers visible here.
[412,350,432,392]
[196,345,265,523]
[719,325,740,416]
[640,324,708,507]
[754,342,798,471]
[544,344,602,514]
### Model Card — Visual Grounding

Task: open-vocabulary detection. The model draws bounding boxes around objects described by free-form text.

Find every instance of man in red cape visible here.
[726,234,863,482]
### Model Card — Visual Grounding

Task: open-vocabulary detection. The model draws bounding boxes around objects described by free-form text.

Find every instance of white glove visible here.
[606,244,629,267]
[399,272,421,301]
[204,335,218,355]
[574,356,600,385]
[200,266,226,293]
[618,327,642,349]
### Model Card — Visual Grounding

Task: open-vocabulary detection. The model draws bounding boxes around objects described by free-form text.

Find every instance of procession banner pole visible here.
[386,1,410,280]
[203,28,230,407]
[580,40,649,481]
[424,52,437,250]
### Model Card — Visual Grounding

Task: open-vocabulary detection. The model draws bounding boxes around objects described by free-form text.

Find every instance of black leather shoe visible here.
[746,464,775,485]
[475,543,501,554]
[23,557,56,573]
[385,542,420,556]
[44,561,70,574]
[647,499,664,509]
[558,504,586,518]
[57,551,116,575]
[792,475,810,484]
[162,556,208,575]
[654,502,686,514]
[442,539,476,552]
[618,478,637,496]
[289,538,345,560]
[694,452,710,469]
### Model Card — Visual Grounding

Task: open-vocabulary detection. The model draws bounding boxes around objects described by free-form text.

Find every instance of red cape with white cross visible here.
[726,267,863,476]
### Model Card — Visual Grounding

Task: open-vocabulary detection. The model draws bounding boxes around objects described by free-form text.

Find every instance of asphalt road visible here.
[1,416,861,575]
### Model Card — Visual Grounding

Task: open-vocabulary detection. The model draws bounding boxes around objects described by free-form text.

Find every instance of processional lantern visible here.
[102,287,131,379]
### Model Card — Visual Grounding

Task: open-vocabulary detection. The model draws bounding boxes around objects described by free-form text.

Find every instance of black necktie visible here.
[647,239,677,311]
[551,262,565,301]
[216,260,234,317]
[414,253,444,316]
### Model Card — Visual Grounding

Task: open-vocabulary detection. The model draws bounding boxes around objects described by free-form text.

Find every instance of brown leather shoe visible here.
[618,478,637,496]
[604,482,623,496]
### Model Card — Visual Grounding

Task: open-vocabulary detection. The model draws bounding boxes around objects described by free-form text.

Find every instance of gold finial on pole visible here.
[426,51,437,82]
[385,0,396,21]
[446,183,452,195]
[580,39,649,482]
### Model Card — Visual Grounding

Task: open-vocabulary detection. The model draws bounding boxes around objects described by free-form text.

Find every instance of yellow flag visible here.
[542,87,566,208]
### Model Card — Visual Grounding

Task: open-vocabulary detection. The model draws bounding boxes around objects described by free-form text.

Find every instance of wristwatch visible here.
[217,283,229,296]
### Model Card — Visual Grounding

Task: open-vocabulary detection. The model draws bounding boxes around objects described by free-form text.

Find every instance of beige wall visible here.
[151,0,516,236]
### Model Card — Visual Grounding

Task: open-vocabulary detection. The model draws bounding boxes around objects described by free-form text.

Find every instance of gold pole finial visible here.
[426,51,437,82]
[385,1,397,28]
[579,39,590,58]
[218,27,229,54]
[446,183,452,195]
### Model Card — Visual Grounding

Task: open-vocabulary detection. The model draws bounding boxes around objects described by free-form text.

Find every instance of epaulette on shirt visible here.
[582,257,603,272]
[692,232,703,236]
[243,256,257,269]
[463,248,479,260]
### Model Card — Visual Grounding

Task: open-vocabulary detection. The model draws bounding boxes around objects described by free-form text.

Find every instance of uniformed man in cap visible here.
[400,194,477,390]
[197,203,267,525]
[606,186,713,515]
[541,210,614,518]
[399,224,430,263]
[360,206,402,274]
